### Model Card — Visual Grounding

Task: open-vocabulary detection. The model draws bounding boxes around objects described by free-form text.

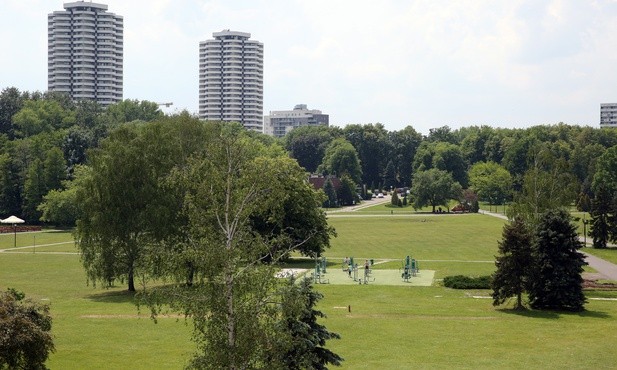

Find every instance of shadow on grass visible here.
[86,289,136,304]
[497,307,611,320]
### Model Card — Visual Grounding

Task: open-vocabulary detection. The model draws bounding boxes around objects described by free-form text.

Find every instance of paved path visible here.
[479,210,617,281]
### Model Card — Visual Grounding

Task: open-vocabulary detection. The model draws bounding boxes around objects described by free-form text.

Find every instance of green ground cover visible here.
[1,214,616,369]
[584,247,617,265]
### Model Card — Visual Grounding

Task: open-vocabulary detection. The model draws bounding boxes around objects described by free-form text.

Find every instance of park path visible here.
[480,210,617,281]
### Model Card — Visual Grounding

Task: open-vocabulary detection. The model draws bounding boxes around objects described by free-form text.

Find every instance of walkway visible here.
[479,210,617,281]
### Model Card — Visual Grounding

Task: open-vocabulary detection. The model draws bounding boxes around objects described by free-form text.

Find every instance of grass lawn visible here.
[1,214,616,369]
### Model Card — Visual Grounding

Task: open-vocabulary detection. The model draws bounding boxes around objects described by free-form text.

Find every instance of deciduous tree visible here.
[0,289,55,370]
[410,169,462,212]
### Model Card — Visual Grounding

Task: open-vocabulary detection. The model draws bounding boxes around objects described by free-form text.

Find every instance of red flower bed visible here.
[0,225,42,234]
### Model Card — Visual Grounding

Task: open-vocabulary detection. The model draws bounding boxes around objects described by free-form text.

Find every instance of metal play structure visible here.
[361,259,375,284]
[312,256,329,284]
[401,255,419,282]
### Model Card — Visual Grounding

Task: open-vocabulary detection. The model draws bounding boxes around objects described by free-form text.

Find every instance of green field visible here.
[1,216,617,369]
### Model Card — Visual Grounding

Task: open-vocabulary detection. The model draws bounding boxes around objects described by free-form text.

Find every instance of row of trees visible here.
[0,87,163,223]
[492,210,586,312]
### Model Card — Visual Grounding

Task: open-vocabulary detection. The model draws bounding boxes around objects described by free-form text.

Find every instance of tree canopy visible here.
[0,289,55,370]
[410,169,462,212]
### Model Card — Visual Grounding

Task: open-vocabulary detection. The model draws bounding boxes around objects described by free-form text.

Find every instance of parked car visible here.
[377,193,384,198]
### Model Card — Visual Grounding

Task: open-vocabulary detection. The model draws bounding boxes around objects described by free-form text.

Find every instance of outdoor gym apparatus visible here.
[401,255,419,282]
[312,256,329,284]
[342,257,375,284]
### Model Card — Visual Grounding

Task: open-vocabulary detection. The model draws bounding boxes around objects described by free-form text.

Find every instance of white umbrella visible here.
[1,215,25,248]
[1,216,25,224]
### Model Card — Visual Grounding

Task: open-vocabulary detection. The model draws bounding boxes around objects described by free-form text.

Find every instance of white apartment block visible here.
[48,1,123,107]
[264,104,329,137]
[601,103,617,128]
[199,30,264,131]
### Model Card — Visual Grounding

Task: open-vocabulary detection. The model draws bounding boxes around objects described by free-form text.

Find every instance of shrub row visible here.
[443,275,491,289]
[0,226,42,234]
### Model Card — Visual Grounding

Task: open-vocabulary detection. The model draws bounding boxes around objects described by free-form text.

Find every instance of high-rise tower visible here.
[199,30,264,131]
[48,1,123,107]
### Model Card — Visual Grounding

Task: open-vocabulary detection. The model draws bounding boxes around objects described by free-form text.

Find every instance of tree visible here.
[76,118,209,291]
[0,87,29,139]
[343,123,389,187]
[589,183,613,249]
[388,126,422,187]
[318,138,362,183]
[141,125,335,368]
[337,174,357,206]
[410,169,462,212]
[22,159,45,223]
[391,190,399,207]
[0,289,55,370]
[38,166,89,227]
[528,209,586,312]
[276,277,343,369]
[285,125,335,173]
[469,161,512,207]
[12,99,75,138]
[104,99,162,124]
[322,178,337,208]
[412,141,468,188]
[507,148,577,225]
[491,218,533,310]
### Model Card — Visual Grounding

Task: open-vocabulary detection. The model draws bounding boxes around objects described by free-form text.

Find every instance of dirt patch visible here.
[581,272,617,290]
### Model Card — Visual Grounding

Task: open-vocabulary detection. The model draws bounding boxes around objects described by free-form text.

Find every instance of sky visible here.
[1,0,616,134]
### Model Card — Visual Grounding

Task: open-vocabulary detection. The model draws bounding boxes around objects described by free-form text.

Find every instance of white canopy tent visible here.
[1,215,25,248]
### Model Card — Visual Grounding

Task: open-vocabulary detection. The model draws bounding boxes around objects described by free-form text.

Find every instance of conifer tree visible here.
[491,217,533,309]
[528,209,587,311]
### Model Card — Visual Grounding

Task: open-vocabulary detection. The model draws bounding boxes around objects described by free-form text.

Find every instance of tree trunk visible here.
[225,270,236,369]
[128,266,135,292]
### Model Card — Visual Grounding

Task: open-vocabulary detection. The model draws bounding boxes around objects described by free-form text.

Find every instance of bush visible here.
[443,275,491,289]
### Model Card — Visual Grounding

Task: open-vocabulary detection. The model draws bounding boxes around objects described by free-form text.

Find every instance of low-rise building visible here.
[263,104,329,137]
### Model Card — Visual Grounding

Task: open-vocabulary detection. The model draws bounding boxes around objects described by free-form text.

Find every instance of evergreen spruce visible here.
[491,217,533,309]
[278,277,343,369]
[590,183,611,249]
[391,191,399,207]
[528,209,587,312]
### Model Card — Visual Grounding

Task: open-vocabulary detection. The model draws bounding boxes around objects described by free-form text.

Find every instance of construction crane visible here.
[157,102,173,108]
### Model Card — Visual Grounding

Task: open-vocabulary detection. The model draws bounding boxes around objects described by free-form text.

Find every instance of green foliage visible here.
[104,99,162,124]
[491,218,533,309]
[0,289,55,370]
[285,125,335,173]
[590,183,613,249]
[139,124,335,368]
[391,190,399,207]
[411,169,462,212]
[413,141,468,187]
[76,118,211,291]
[336,174,357,206]
[276,277,343,369]
[469,161,512,205]
[443,275,491,289]
[319,138,362,183]
[508,147,578,225]
[342,123,389,187]
[12,99,76,138]
[528,209,587,312]
[38,166,89,226]
[322,178,338,208]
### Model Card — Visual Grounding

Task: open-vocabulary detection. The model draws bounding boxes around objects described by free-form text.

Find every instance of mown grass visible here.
[1,214,616,369]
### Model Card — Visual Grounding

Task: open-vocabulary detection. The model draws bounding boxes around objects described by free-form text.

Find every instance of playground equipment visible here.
[401,255,419,282]
[361,259,375,285]
[312,257,329,284]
